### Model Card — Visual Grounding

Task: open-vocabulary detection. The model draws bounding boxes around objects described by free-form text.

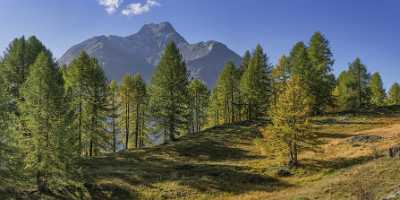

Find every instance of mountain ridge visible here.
[58,22,241,87]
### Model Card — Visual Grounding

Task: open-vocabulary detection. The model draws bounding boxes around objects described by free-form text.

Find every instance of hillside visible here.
[3,108,400,200]
[80,108,400,199]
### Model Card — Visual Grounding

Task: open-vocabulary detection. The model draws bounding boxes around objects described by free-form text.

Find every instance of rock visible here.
[276,167,293,177]
[347,135,383,144]
[388,145,400,158]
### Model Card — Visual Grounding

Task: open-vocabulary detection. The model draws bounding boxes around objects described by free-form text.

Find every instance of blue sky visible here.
[0,0,399,88]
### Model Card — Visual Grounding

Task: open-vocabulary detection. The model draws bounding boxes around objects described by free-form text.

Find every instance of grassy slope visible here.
[81,107,400,200]
[3,107,400,199]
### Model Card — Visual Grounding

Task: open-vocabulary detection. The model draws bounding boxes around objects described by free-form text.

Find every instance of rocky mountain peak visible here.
[138,21,176,34]
[58,22,241,88]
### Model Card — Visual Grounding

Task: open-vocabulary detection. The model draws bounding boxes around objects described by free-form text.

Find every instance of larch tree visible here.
[271,75,316,167]
[211,61,240,124]
[188,79,209,133]
[347,58,371,109]
[64,51,91,156]
[208,88,222,126]
[237,50,251,120]
[85,57,108,157]
[333,59,370,111]
[149,42,189,142]
[239,50,251,76]
[107,80,120,152]
[64,51,108,157]
[369,72,385,106]
[307,32,335,114]
[119,74,135,150]
[0,64,21,180]
[333,71,353,111]
[131,74,147,148]
[18,52,72,192]
[387,83,400,105]
[272,55,290,105]
[240,44,272,120]
[0,36,51,185]
[118,74,146,149]
[0,36,48,111]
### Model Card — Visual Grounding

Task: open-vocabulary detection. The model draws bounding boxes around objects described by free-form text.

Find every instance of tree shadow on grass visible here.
[83,155,291,199]
[81,121,286,199]
[312,118,384,126]
[313,131,355,139]
[173,163,290,193]
[171,138,265,161]
[299,155,376,173]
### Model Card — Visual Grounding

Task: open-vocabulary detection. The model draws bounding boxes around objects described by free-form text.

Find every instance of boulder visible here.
[388,145,400,158]
[276,167,293,177]
[347,135,383,144]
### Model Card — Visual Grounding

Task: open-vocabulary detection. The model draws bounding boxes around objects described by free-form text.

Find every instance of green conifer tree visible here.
[369,72,385,106]
[19,52,71,192]
[272,55,290,105]
[387,83,400,105]
[333,71,353,111]
[211,61,240,124]
[119,74,135,149]
[131,74,147,148]
[239,50,251,76]
[149,42,189,141]
[271,75,316,167]
[64,51,108,157]
[108,80,120,152]
[307,32,336,113]
[188,79,209,133]
[347,58,371,109]
[240,45,272,120]
[0,36,49,102]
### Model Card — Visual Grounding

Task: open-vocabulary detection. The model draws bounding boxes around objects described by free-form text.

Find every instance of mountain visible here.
[58,22,241,87]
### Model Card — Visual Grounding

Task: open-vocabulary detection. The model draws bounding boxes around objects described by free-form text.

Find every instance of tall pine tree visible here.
[211,61,240,124]
[19,52,72,192]
[64,51,108,157]
[307,32,335,113]
[387,83,400,105]
[239,50,251,76]
[131,74,147,148]
[347,58,370,109]
[108,80,120,153]
[149,42,189,141]
[119,74,135,149]
[240,44,272,120]
[369,72,385,106]
[188,79,209,133]
[333,58,370,110]
[271,75,315,167]
[272,55,290,105]
[0,36,48,103]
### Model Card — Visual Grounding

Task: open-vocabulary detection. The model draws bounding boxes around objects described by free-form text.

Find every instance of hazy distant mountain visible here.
[58,22,241,87]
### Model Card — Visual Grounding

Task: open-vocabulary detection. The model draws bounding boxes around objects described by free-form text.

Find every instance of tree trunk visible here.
[89,139,93,157]
[231,90,235,123]
[36,170,48,193]
[248,103,251,121]
[125,101,130,150]
[78,101,82,156]
[112,119,116,153]
[135,103,139,148]
[141,108,145,147]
